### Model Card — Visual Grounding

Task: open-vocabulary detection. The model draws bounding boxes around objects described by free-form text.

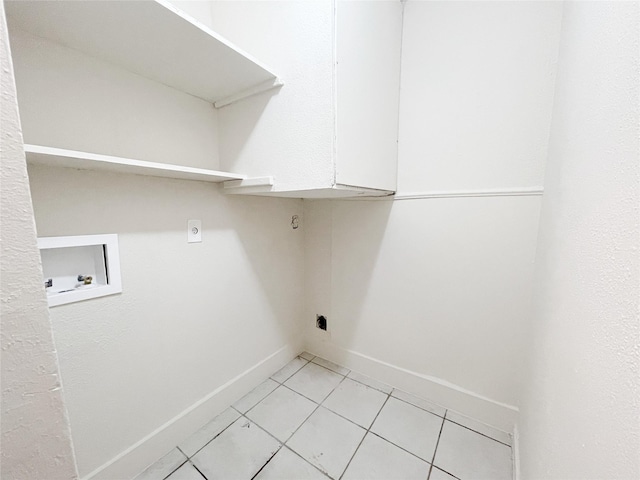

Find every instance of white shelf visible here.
[25,145,246,183]
[5,0,282,107]
[223,180,394,199]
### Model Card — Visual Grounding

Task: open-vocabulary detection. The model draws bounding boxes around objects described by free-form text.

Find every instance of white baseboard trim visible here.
[84,340,302,480]
[512,423,521,480]
[305,339,518,433]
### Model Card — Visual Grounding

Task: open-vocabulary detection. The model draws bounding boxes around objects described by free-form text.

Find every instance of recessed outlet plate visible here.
[188,219,202,243]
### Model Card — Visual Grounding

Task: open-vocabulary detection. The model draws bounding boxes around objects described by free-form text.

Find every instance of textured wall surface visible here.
[11,16,305,478]
[29,166,304,478]
[518,2,640,478]
[0,5,78,479]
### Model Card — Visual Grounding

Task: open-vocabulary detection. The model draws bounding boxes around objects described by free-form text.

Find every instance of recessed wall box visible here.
[38,234,122,307]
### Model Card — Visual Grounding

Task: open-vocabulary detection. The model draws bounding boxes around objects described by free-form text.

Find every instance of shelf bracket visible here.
[214,78,284,108]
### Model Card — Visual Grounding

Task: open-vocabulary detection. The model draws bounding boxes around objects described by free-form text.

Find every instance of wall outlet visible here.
[188,219,202,243]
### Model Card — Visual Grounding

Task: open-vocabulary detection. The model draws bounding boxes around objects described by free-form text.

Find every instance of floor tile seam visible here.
[181,412,242,459]
[280,382,325,406]
[282,375,350,479]
[272,356,312,384]
[314,372,350,408]
[278,365,349,406]
[336,391,392,480]
[234,405,332,479]
[280,444,334,480]
[299,361,508,449]
[426,414,446,480]
[228,408,292,480]
[229,377,282,412]
[390,389,447,418]
[249,444,284,480]
[431,465,462,480]
[366,428,434,466]
[235,400,323,451]
[250,354,329,410]
[232,406,287,446]
[345,372,392,394]
[243,391,318,443]
[442,414,512,448]
[242,382,293,417]
[311,358,351,376]
[310,359,350,378]
[159,456,189,480]
[319,400,382,431]
[186,459,209,480]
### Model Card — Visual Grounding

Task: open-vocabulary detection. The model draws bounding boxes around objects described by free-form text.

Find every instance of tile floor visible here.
[135,353,513,480]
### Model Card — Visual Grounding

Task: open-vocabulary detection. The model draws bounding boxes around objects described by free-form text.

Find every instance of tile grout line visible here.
[159,459,188,480]
[186,458,209,480]
[269,355,312,384]
[427,411,448,480]
[366,429,435,466]
[172,355,505,480]
[389,389,447,418]
[340,367,510,447]
[230,396,338,480]
[345,371,393,394]
[280,444,333,480]
[282,373,350,479]
[180,355,314,470]
[279,377,436,468]
[249,443,283,480]
[233,377,347,480]
[246,356,445,476]
[182,412,242,460]
[310,358,350,376]
[444,418,512,448]
[337,392,392,480]
[227,410,287,480]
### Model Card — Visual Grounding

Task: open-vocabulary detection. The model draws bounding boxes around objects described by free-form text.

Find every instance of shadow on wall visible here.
[218,192,305,339]
[313,195,541,408]
[320,199,393,362]
[217,87,281,173]
[27,164,304,344]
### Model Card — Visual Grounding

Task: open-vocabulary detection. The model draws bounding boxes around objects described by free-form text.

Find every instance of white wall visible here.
[10,29,305,480]
[0,5,78,479]
[518,2,640,478]
[398,0,561,193]
[210,0,336,192]
[334,0,402,192]
[207,0,402,195]
[305,0,562,431]
[10,29,220,170]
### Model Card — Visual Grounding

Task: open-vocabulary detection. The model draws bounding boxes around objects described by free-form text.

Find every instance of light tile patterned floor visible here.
[135,354,513,480]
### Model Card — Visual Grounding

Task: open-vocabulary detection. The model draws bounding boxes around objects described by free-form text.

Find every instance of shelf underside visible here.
[223,181,395,199]
[24,145,245,183]
[5,0,281,106]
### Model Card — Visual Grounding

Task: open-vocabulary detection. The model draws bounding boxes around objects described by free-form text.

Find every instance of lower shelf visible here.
[24,144,246,183]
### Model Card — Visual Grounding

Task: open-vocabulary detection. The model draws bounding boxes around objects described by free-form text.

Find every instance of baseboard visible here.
[305,339,518,433]
[84,339,302,480]
[512,423,521,480]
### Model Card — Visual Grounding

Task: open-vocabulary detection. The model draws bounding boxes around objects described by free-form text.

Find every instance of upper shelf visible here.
[24,145,246,183]
[5,0,282,108]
